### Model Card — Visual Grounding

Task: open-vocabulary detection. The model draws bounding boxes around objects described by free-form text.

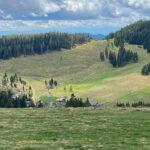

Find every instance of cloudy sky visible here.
[0,0,150,35]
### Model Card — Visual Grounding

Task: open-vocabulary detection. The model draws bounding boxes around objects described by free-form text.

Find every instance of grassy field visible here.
[40,96,57,102]
[0,40,150,104]
[0,108,149,150]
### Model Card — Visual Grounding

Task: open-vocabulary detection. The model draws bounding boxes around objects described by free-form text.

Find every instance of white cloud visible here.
[30,12,39,17]
[39,0,61,15]
[0,0,150,32]
[0,0,61,18]
[0,9,13,19]
[1,0,149,19]
[0,16,148,32]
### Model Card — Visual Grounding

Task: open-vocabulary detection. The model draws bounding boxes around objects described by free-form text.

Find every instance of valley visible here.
[0,40,150,105]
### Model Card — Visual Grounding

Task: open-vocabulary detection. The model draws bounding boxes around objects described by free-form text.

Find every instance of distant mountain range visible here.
[90,34,105,40]
[84,33,105,40]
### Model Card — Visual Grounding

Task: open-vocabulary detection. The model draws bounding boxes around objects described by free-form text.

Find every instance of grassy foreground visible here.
[0,108,150,150]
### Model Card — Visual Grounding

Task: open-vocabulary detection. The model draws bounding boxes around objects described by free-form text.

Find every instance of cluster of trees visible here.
[106,21,150,53]
[100,44,138,67]
[10,74,26,88]
[0,90,34,108]
[1,73,33,99]
[0,32,91,59]
[108,45,138,67]
[10,73,19,87]
[65,94,91,107]
[45,78,58,89]
[141,63,150,75]
[116,101,150,108]
[2,73,26,87]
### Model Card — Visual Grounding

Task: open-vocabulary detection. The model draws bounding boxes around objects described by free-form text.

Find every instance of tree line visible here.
[0,90,34,108]
[106,20,150,53]
[0,32,91,59]
[45,78,58,89]
[100,44,138,67]
[116,101,150,108]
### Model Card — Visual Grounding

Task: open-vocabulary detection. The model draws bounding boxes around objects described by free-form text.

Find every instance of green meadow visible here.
[0,108,149,150]
[0,40,150,104]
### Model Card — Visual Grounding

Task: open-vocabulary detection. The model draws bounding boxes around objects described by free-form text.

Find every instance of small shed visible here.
[89,101,100,108]
[56,98,66,103]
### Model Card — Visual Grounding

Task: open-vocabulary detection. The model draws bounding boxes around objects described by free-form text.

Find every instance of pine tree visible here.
[100,52,105,61]
[105,47,108,58]
[4,73,7,78]
[10,76,15,84]
[117,45,126,67]
[141,65,149,75]
[14,73,18,82]
[147,63,150,72]
[54,81,58,87]
[45,80,48,88]
[49,78,54,89]
[109,51,117,67]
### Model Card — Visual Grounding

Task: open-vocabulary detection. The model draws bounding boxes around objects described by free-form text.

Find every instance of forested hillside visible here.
[106,21,150,53]
[0,32,90,59]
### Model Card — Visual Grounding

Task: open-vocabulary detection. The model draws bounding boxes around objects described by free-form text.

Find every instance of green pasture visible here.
[0,108,150,150]
[0,40,150,104]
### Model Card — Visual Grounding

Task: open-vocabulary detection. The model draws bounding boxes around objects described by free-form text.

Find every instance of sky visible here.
[0,0,150,35]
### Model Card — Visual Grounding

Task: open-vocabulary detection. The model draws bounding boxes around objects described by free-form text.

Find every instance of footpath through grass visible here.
[0,108,150,150]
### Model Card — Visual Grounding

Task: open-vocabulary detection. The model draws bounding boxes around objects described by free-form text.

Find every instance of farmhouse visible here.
[56,96,68,103]
[56,98,66,103]
[89,101,100,108]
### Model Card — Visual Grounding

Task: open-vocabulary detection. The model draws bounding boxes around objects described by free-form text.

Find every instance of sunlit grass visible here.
[0,108,149,150]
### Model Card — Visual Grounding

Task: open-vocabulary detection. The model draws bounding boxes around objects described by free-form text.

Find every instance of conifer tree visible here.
[49,78,54,89]
[141,65,149,75]
[54,81,58,87]
[100,52,105,61]
[105,47,108,58]
[45,80,48,88]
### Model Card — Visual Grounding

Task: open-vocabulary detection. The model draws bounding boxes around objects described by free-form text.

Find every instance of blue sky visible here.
[0,0,150,35]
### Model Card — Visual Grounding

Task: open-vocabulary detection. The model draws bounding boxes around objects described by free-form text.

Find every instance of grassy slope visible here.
[0,40,150,104]
[0,108,150,150]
